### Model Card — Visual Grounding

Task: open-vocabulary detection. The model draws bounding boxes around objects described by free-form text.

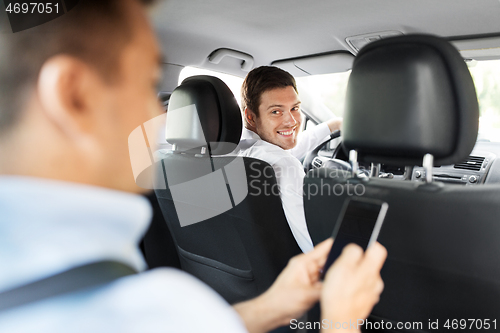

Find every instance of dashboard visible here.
[317,141,500,185]
[412,149,495,186]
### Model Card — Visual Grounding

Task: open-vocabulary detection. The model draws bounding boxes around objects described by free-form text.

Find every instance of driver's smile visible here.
[277,127,297,137]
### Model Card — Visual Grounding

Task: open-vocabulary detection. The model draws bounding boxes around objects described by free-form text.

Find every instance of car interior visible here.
[140,0,500,332]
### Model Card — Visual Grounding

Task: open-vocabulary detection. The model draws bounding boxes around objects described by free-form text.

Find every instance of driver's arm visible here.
[326,118,343,133]
[290,118,342,160]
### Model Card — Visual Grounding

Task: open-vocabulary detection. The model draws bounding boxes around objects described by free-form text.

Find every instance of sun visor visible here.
[272,52,355,77]
[451,36,500,60]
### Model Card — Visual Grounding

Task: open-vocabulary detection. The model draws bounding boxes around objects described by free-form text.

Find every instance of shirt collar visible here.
[0,176,152,292]
[240,127,291,153]
[241,127,261,140]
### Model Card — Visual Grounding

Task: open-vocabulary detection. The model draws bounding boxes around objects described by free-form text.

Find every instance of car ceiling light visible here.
[346,31,404,54]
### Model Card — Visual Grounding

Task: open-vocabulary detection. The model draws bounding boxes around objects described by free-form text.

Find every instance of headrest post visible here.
[172,144,181,154]
[195,146,209,158]
[423,153,434,183]
[370,163,381,178]
[349,150,359,178]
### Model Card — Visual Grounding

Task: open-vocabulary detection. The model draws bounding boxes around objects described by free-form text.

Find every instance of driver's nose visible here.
[282,110,298,127]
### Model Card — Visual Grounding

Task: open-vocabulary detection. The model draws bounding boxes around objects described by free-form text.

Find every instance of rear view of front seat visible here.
[145,75,301,305]
[304,35,500,329]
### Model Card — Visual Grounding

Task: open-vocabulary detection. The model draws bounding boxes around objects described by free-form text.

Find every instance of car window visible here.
[297,60,500,143]
[179,66,344,126]
[180,60,500,143]
[468,59,500,142]
[295,71,351,119]
[179,67,244,107]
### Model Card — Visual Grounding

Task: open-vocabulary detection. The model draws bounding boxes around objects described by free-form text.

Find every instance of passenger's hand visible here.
[234,238,333,333]
[320,242,387,332]
[265,238,334,325]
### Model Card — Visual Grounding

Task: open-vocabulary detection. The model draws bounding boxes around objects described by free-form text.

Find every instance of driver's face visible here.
[253,86,302,150]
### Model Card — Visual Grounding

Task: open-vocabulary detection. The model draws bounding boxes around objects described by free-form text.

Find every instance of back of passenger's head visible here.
[241,66,298,117]
[0,0,155,135]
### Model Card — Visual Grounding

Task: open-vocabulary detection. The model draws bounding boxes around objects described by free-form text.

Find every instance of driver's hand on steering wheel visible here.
[326,118,343,133]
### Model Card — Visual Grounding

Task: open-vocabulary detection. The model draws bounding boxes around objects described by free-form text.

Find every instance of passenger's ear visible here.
[244,107,257,127]
[37,55,105,145]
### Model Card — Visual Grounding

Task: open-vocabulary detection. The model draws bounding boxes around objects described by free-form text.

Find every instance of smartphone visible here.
[322,197,388,278]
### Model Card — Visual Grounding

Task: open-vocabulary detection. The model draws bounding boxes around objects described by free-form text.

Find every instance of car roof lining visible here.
[151,0,500,95]
[152,0,500,77]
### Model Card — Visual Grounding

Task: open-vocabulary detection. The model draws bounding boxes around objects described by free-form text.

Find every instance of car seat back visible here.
[147,76,301,304]
[304,35,500,329]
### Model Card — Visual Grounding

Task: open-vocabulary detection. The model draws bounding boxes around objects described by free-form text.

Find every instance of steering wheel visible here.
[302,130,352,173]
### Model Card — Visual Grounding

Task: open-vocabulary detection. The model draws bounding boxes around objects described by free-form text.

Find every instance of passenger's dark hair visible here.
[241,66,298,119]
[0,0,155,133]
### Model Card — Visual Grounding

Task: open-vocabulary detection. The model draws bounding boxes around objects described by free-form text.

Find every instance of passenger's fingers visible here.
[335,243,364,268]
[309,281,323,297]
[363,242,387,272]
[376,278,385,294]
[367,278,384,307]
[305,238,334,267]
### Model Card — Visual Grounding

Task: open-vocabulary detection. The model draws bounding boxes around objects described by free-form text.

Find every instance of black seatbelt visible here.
[0,261,137,312]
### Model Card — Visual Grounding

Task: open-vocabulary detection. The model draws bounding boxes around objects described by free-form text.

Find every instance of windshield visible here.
[468,59,500,142]
[296,59,500,142]
[178,67,244,107]
[295,71,350,119]
[180,60,500,142]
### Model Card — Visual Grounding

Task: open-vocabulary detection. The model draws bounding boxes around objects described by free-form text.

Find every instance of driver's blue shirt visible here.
[0,176,247,333]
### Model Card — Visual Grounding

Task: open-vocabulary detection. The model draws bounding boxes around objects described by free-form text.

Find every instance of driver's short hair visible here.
[0,0,155,133]
[241,66,298,118]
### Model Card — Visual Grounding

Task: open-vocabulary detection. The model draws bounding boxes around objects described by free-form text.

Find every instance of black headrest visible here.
[343,34,479,166]
[166,75,242,155]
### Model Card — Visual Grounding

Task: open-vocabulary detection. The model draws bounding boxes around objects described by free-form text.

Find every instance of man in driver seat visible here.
[235,66,342,253]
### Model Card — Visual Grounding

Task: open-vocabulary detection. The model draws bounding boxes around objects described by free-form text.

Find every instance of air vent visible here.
[454,156,485,171]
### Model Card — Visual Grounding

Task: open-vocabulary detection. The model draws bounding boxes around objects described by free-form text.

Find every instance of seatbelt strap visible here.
[0,261,137,312]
